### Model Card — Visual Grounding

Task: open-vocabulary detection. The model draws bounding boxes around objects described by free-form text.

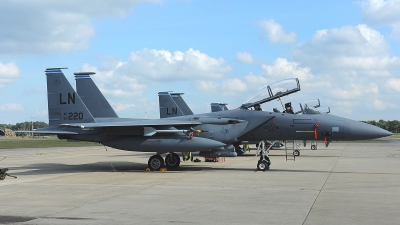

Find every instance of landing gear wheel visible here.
[148,155,165,171]
[293,150,300,156]
[257,160,270,171]
[311,145,316,150]
[0,173,5,180]
[165,153,181,168]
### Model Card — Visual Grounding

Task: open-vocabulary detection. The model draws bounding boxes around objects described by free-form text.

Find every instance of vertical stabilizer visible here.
[171,93,193,116]
[45,68,95,126]
[75,72,118,118]
[158,92,187,118]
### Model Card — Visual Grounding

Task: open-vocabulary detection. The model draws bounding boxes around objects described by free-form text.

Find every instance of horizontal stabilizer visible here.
[13,130,78,135]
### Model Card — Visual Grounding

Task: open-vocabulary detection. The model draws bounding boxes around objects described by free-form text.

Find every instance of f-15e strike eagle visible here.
[26,68,392,171]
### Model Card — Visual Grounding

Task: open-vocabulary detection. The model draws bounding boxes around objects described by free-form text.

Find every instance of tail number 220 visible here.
[68,112,84,120]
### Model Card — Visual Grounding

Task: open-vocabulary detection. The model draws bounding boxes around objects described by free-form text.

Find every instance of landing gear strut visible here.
[256,141,273,171]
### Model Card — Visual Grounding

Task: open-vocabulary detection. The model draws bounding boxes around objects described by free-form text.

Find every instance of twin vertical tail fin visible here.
[75,72,118,118]
[158,92,193,118]
[45,68,95,126]
[170,93,193,115]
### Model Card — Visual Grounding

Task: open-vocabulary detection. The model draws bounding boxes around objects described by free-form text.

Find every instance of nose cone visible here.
[344,119,393,140]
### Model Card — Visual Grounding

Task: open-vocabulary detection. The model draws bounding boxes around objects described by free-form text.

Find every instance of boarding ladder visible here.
[283,140,301,161]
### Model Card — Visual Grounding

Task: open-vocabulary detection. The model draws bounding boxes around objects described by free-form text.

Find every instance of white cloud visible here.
[0,103,24,112]
[191,57,313,98]
[261,58,313,82]
[0,61,20,90]
[386,77,400,91]
[195,80,219,94]
[331,85,362,100]
[361,0,400,39]
[373,99,386,110]
[220,78,248,96]
[243,73,269,89]
[259,19,297,44]
[294,25,395,71]
[367,83,379,94]
[0,0,160,54]
[121,48,231,81]
[361,0,400,24]
[83,48,231,99]
[113,103,136,112]
[236,52,254,63]
[292,24,400,101]
[287,24,400,116]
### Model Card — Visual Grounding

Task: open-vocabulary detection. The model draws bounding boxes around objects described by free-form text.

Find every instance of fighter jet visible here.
[28,68,254,171]
[157,78,392,170]
[34,69,392,171]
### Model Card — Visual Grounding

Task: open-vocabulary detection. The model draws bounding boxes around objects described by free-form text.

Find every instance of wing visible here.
[55,119,201,129]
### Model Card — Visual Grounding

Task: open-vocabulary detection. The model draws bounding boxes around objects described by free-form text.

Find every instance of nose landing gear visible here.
[256,141,274,171]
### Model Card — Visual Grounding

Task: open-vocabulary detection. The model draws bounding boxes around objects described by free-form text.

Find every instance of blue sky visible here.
[0,0,400,124]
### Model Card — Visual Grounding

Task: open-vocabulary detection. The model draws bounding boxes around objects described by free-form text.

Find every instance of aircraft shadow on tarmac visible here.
[7,161,263,175]
[7,158,341,176]
[9,161,147,176]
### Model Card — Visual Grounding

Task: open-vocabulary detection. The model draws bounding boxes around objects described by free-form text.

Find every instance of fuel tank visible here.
[199,144,237,157]
[102,136,225,152]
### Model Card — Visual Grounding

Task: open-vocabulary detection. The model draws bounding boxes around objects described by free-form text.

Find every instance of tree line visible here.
[0,121,48,132]
[362,120,400,134]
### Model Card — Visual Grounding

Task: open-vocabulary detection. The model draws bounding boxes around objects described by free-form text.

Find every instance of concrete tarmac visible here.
[0,141,399,225]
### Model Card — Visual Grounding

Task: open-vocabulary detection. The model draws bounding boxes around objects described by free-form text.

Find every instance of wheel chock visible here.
[160,168,168,172]
[145,168,151,172]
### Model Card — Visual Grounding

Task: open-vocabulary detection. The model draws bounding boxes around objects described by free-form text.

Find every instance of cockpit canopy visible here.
[211,103,229,112]
[299,99,330,114]
[241,78,300,109]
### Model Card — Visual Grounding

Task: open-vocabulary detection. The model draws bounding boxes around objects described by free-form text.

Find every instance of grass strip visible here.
[0,137,100,149]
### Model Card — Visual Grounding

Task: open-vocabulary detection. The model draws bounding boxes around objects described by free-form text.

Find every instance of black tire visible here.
[0,173,5,180]
[311,145,316,150]
[293,150,300,156]
[262,160,270,170]
[257,160,267,171]
[165,153,181,168]
[148,155,164,171]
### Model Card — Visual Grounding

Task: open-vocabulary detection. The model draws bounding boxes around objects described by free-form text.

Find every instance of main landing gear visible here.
[147,153,181,171]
